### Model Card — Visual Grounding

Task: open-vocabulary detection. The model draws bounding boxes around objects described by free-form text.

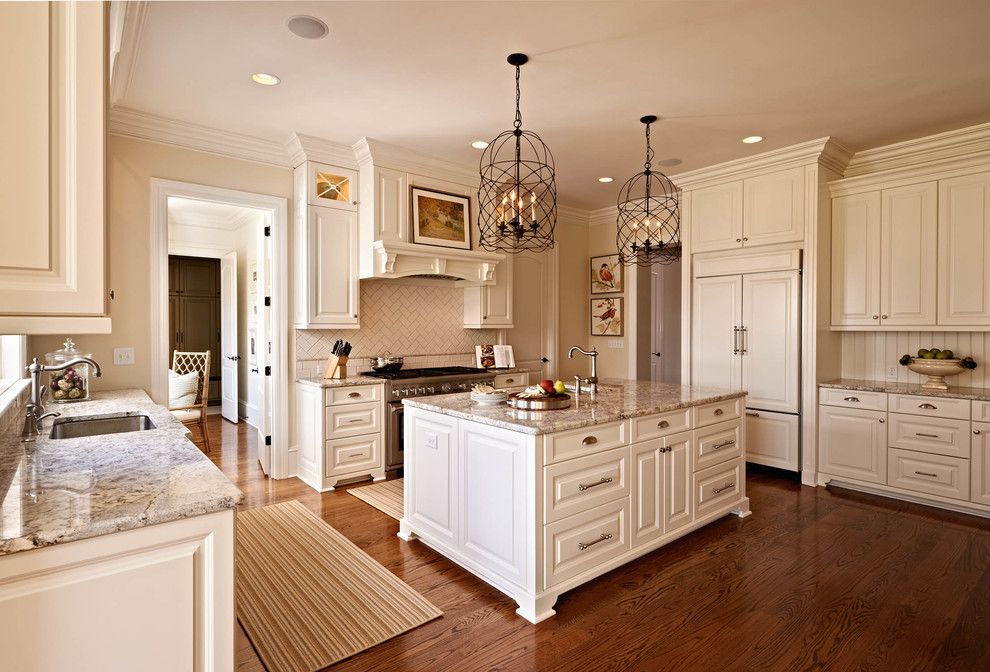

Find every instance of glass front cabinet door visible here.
[306,162,359,211]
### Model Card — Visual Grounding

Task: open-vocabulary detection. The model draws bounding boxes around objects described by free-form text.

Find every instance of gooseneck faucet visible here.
[568,346,599,397]
[21,356,102,442]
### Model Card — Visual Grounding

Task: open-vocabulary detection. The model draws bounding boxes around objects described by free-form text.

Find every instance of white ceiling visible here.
[167,196,261,230]
[124,1,990,210]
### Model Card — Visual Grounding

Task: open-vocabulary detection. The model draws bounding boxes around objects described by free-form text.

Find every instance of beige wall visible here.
[587,220,630,380]
[30,135,293,395]
[555,214,589,380]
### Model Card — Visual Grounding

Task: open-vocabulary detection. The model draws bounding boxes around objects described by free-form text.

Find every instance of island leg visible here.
[397,517,418,541]
[731,496,752,518]
[515,592,558,624]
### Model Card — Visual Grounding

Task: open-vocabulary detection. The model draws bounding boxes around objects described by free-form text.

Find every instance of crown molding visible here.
[353,137,477,186]
[556,204,593,225]
[671,137,851,190]
[286,133,358,169]
[109,106,293,167]
[588,206,618,228]
[109,1,150,106]
[843,120,990,178]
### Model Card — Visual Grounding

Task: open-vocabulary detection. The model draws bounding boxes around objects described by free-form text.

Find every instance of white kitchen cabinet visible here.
[664,431,694,532]
[938,172,990,326]
[0,2,109,333]
[689,182,743,253]
[880,182,938,326]
[464,255,512,327]
[831,192,882,326]
[306,161,359,211]
[819,404,887,484]
[742,167,806,247]
[630,431,694,548]
[745,409,800,471]
[293,205,359,329]
[691,274,743,392]
[972,422,990,506]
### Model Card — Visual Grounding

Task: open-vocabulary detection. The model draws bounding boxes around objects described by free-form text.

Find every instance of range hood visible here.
[365,240,501,283]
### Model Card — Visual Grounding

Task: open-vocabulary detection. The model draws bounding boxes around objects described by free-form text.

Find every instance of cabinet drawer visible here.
[693,419,743,472]
[544,447,629,524]
[325,401,381,438]
[326,434,381,477]
[693,397,742,428]
[494,372,529,389]
[820,388,888,411]
[327,384,381,406]
[630,407,692,443]
[888,447,969,501]
[888,413,971,459]
[889,394,970,420]
[544,421,627,465]
[693,459,744,519]
[544,499,629,588]
[973,401,990,423]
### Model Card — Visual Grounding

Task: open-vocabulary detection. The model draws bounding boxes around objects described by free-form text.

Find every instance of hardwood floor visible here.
[202,417,990,672]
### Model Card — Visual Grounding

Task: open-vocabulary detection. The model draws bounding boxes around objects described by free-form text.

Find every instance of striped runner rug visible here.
[348,478,404,521]
[236,500,440,672]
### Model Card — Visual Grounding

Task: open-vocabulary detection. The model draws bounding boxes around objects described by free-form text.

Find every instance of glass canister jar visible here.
[46,338,91,402]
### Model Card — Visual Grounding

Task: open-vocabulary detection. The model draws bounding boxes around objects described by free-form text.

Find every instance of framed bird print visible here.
[591,297,623,336]
[590,254,623,294]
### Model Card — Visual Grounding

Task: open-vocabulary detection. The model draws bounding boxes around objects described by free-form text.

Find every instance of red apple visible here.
[539,379,555,393]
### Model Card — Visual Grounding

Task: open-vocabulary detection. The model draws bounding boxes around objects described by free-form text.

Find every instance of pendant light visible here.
[478,53,557,253]
[615,115,680,266]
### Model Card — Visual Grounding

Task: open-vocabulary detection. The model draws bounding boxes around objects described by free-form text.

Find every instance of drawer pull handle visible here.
[505,378,515,384]
[918,403,937,410]
[746,411,760,418]
[578,533,613,551]
[915,432,940,439]
[346,453,367,460]
[348,392,361,398]
[658,420,670,428]
[578,476,614,491]
[914,471,938,478]
[714,408,725,416]
[712,440,736,450]
[345,418,365,424]
[581,436,598,446]
[843,396,860,403]
[712,482,735,495]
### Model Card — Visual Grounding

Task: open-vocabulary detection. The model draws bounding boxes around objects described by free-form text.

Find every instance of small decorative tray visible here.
[507,392,571,410]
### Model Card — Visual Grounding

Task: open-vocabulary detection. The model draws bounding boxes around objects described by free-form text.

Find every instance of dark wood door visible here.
[169,256,221,404]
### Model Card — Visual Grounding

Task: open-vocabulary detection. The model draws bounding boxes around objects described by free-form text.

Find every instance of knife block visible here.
[323,354,348,379]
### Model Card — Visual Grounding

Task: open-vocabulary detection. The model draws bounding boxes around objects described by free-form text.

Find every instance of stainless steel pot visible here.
[369,352,404,373]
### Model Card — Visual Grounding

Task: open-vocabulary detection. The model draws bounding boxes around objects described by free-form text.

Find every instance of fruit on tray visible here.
[962,357,979,370]
[553,379,566,394]
[900,352,978,369]
[538,379,555,394]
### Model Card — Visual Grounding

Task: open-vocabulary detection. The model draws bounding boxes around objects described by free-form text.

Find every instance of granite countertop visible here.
[402,379,746,435]
[820,378,990,402]
[0,389,242,556]
[296,374,386,388]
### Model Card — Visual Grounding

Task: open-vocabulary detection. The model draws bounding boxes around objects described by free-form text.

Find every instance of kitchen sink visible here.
[49,412,157,440]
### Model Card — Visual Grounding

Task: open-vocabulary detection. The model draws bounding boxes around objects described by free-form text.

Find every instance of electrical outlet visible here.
[608,339,624,349]
[425,432,438,450]
[886,365,898,379]
[113,347,135,366]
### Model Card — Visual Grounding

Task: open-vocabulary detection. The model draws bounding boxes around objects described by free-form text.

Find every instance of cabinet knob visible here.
[658,420,670,428]
[879,418,886,424]
[735,238,742,243]
[872,315,879,320]
[742,237,748,242]
[976,430,982,435]
[881,315,888,320]
[714,408,724,416]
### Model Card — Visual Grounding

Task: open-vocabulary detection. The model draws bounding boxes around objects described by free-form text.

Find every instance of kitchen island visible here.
[399,380,750,623]
[0,390,242,671]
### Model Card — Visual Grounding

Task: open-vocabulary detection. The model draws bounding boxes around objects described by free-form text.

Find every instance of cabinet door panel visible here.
[308,162,358,211]
[743,167,805,247]
[972,422,990,505]
[881,182,937,326]
[741,271,800,413]
[464,256,512,327]
[406,411,458,545]
[938,172,990,326]
[819,405,887,484]
[664,432,693,533]
[631,440,665,547]
[691,275,742,391]
[311,206,359,326]
[745,410,800,471]
[831,192,881,326]
[690,182,743,253]
[178,258,218,297]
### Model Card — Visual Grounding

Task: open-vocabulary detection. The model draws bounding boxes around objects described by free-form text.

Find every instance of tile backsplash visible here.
[296,280,500,377]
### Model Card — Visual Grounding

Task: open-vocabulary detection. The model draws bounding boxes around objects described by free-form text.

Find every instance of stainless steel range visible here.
[363,366,496,473]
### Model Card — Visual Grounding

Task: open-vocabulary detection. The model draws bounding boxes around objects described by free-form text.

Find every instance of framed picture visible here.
[411,187,471,250]
[591,297,623,336]
[590,254,622,294]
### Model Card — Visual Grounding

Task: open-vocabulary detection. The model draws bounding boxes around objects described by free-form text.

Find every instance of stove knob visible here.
[426,386,435,395]
[417,387,427,395]
[440,383,452,393]
[392,390,401,398]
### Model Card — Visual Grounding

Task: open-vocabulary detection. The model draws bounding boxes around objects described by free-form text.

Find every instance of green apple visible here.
[942,350,954,359]
[930,347,941,355]
[917,348,930,357]
[922,351,936,359]
[935,351,951,360]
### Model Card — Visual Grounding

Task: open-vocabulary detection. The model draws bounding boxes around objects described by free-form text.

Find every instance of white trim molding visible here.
[286,133,358,170]
[353,137,477,186]
[843,120,990,178]
[108,1,150,106]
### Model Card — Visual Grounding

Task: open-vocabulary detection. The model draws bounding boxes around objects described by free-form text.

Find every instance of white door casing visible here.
[741,270,801,413]
[219,251,239,424]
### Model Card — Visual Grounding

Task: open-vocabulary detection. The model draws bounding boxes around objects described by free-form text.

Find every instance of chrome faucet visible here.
[21,356,102,442]
[568,346,599,397]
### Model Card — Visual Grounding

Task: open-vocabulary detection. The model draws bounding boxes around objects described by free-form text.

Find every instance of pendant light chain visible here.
[513,64,523,130]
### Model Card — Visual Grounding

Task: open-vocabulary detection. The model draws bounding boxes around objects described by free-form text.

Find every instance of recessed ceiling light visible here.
[471,140,489,149]
[598,176,613,183]
[742,135,764,144]
[287,15,329,39]
[251,73,280,86]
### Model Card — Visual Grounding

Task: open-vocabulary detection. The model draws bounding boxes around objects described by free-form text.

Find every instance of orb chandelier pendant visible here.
[478,53,557,253]
[616,115,681,266]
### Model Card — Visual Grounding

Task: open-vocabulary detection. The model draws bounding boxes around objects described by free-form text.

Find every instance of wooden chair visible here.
[169,351,212,453]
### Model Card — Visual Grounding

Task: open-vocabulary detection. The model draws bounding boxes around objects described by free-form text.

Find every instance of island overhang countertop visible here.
[402,379,747,435]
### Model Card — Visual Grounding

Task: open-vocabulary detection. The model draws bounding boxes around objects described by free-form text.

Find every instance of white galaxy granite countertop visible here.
[820,378,990,402]
[296,374,386,388]
[0,389,242,556]
[403,379,746,435]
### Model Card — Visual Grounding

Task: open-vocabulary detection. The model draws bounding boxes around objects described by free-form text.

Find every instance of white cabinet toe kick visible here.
[399,397,750,623]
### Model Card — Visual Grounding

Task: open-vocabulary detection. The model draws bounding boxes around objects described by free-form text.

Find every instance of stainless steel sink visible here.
[49,412,157,440]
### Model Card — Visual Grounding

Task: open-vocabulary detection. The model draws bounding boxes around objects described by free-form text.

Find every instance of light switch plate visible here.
[114,347,135,366]
[608,339,624,349]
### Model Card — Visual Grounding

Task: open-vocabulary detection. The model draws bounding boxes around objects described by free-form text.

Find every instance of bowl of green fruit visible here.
[897,348,978,390]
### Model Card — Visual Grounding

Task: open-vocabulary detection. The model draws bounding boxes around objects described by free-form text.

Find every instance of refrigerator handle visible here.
[732,326,740,355]
[741,326,748,354]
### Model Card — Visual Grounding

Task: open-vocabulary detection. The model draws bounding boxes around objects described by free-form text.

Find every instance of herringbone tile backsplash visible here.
[296,280,500,376]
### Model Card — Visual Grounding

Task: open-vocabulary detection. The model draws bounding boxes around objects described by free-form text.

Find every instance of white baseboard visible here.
[287,446,298,478]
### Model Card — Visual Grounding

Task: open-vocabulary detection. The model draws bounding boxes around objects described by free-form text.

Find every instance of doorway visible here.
[151,179,289,478]
[649,258,682,383]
